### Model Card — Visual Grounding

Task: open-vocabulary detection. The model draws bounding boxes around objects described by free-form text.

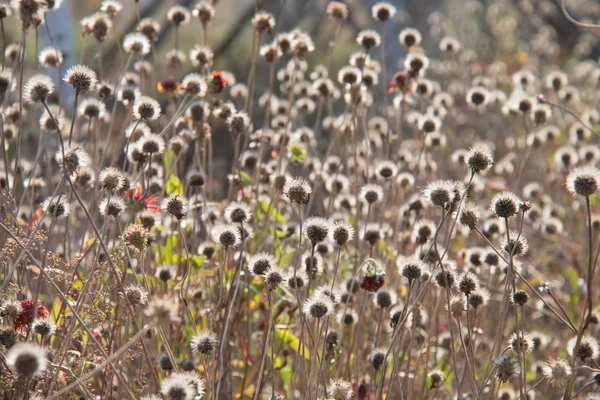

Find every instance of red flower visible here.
[14,300,50,331]
[388,71,412,95]
[157,78,183,96]
[360,274,385,292]
[127,186,161,211]
[208,71,228,94]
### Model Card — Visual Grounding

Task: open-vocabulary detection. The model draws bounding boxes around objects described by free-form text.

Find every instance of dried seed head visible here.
[458,272,479,296]
[122,224,149,253]
[98,167,125,192]
[225,202,251,224]
[63,64,97,92]
[434,269,456,289]
[24,74,54,102]
[124,285,148,306]
[79,98,106,119]
[356,29,381,50]
[6,343,47,376]
[568,336,599,361]
[502,236,528,258]
[161,194,189,220]
[466,146,494,174]
[508,332,535,354]
[372,2,396,21]
[264,267,286,291]
[327,378,353,400]
[133,96,161,121]
[458,202,480,230]
[190,330,218,355]
[123,32,151,55]
[566,166,600,197]
[248,253,276,276]
[511,290,529,306]
[428,370,446,389]
[399,28,421,47]
[360,184,384,204]
[495,354,521,383]
[32,317,56,337]
[374,288,395,308]
[212,225,241,248]
[398,258,424,282]
[99,197,126,218]
[42,195,71,218]
[331,222,354,246]
[369,348,386,370]
[304,295,334,319]
[145,297,179,324]
[304,217,331,246]
[168,5,191,25]
[423,180,455,207]
[161,375,195,400]
[284,177,311,204]
[543,358,572,387]
[252,11,275,34]
[490,191,521,219]
[326,1,348,20]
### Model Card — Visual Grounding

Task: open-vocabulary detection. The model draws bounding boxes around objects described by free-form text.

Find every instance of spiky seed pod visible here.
[124,285,148,306]
[331,222,354,246]
[458,202,480,230]
[133,96,161,121]
[138,18,160,42]
[360,184,383,204]
[182,73,207,97]
[304,217,331,246]
[424,180,454,207]
[372,2,396,21]
[566,166,600,197]
[568,336,599,361]
[374,288,395,308]
[225,202,251,224]
[398,258,423,282]
[284,178,311,204]
[24,74,54,102]
[168,5,191,26]
[369,348,386,370]
[122,224,149,253]
[63,64,97,92]
[161,194,188,220]
[469,289,489,309]
[424,370,444,391]
[287,271,307,290]
[328,379,353,400]
[157,353,174,371]
[161,375,195,400]
[248,253,276,276]
[495,355,521,383]
[252,11,275,34]
[502,236,528,258]
[326,1,348,20]
[212,225,241,248]
[491,192,521,219]
[356,30,381,50]
[6,343,47,376]
[0,326,17,348]
[99,197,126,218]
[123,32,151,55]
[458,272,479,296]
[399,28,421,47]
[434,269,456,289]
[264,267,286,291]
[304,295,334,319]
[98,167,124,192]
[543,359,572,387]
[508,332,535,354]
[32,317,56,337]
[511,290,529,306]
[466,146,494,174]
[190,331,218,355]
[41,195,71,218]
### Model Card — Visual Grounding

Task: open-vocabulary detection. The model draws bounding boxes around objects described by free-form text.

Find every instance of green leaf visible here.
[164,148,175,173]
[191,255,206,269]
[73,280,83,291]
[276,328,310,360]
[280,250,296,267]
[166,174,183,195]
